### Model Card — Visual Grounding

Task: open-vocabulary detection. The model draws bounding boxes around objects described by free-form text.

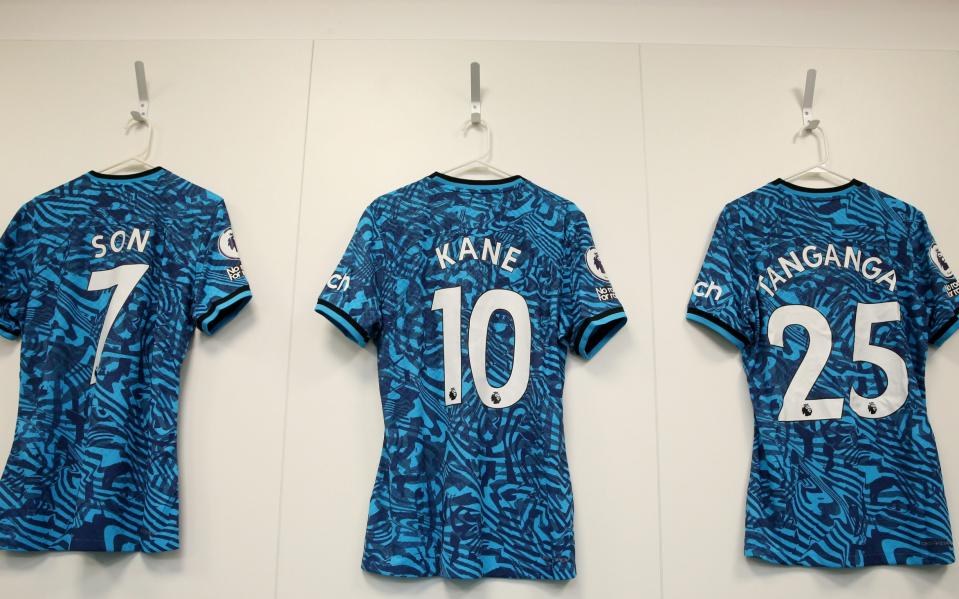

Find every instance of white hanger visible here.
[442,62,512,179]
[783,69,852,185]
[442,119,512,178]
[98,118,156,174]
[98,61,158,175]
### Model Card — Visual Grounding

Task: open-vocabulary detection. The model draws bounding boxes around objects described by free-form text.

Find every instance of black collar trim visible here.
[430,172,523,186]
[773,178,862,193]
[88,166,165,180]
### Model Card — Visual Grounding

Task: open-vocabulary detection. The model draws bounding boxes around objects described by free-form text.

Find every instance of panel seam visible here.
[637,42,666,599]
[272,39,315,599]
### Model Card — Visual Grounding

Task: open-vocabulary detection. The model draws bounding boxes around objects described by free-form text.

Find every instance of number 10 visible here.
[432,286,531,409]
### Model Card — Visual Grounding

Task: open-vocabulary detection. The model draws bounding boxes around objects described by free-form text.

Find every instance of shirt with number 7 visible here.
[0,167,252,552]
[315,172,627,580]
[687,178,956,568]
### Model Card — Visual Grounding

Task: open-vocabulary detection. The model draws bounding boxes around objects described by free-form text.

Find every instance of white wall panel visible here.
[641,44,959,599]
[0,1,957,52]
[0,35,958,599]
[0,39,313,598]
[274,40,657,599]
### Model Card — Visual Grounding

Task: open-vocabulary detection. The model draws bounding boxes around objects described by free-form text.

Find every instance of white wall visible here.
[1,1,958,51]
[275,40,656,599]
[0,40,313,598]
[0,20,958,599]
[641,44,959,599]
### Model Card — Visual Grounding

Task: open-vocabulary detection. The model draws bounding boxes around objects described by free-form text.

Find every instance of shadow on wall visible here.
[0,550,137,590]
[363,571,572,597]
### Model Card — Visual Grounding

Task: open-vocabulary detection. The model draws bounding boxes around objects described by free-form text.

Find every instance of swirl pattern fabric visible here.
[315,173,627,579]
[0,167,252,552]
[687,179,956,567]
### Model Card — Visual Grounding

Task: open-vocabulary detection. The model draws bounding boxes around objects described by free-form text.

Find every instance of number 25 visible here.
[768,301,908,421]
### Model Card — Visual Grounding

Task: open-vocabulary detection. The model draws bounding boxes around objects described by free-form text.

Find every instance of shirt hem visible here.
[745,548,956,568]
[0,532,179,554]
[361,564,576,581]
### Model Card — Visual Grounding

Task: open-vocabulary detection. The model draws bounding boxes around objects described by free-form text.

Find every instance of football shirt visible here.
[688,178,956,567]
[0,167,252,552]
[315,172,627,579]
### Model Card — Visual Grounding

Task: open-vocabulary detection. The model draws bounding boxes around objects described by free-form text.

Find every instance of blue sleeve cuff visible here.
[0,321,19,341]
[197,286,252,335]
[686,308,747,350]
[315,299,370,347]
[931,315,959,348]
[573,307,627,359]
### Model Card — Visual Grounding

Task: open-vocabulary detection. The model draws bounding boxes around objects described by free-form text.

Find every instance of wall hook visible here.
[469,62,481,125]
[130,60,149,123]
[800,68,819,132]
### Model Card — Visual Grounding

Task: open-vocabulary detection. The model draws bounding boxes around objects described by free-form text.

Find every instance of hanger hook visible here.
[460,118,492,162]
[792,123,829,165]
[816,126,830,165]
[121,116,154,163]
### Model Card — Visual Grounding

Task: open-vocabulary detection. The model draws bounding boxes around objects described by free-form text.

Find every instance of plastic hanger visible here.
[98,61,158,175]
[783,126,851,185]
[442,119,512,179]
[98,118,156,174]
[783,69,852,185]
[441,62,512,179]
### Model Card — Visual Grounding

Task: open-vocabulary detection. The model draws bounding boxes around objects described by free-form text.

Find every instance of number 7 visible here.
[87,264,149,385]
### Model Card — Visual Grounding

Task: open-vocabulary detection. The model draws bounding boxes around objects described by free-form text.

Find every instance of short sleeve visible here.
[192,196,252,335]
[0,204,34,340]
[560,207,627,359]
[686,204,755,349]
[314,207,381,347]
[914,212,959,347]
